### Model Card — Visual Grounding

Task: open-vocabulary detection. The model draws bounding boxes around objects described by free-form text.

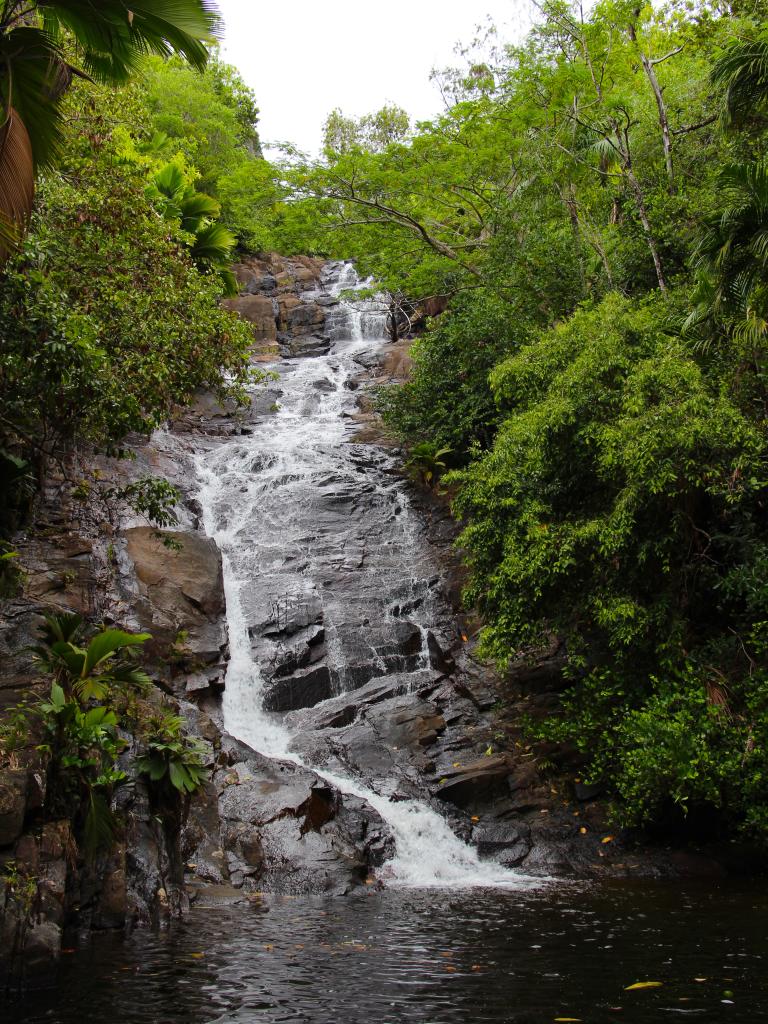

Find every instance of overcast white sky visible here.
[216,0,534,156]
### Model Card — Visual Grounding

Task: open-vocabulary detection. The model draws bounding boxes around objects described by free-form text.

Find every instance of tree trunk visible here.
[640,53,675,193]
[625,166,667,292]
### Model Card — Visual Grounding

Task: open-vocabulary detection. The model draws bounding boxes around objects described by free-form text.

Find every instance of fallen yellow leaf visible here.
[471,815,480,822]
[579,827,588,834]
[625,981,663,990]
[190,952,204,959]
[554,1018,583,1022]
[601,835,615,843]
[694,978,707,983]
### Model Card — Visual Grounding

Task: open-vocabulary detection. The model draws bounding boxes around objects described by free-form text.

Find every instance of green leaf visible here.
[168,759,191,791]
[83,629,150,676]
[49,682,66,709]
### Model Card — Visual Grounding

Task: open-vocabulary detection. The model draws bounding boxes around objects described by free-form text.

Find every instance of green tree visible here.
[0,0,219,246]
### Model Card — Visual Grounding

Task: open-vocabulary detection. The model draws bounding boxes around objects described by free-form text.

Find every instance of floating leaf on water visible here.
[694,978,707,983]
[625,981,663,990]
[190,952,204,959]
[554,1018,583,1022]
[471,815,480,822]
[471,964,482,971]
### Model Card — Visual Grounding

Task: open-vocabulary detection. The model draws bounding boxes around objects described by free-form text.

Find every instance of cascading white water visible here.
[195,264,541,889]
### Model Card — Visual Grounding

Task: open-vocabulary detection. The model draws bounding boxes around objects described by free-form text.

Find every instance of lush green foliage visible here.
[0,75,257,531]
[1,614,209,856]
[137,711,209,795]
[0,0,218,247]
[142,54,288,250]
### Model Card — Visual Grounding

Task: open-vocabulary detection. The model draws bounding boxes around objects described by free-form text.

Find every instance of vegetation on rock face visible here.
[275,0,768,839]
[0,614,209,858]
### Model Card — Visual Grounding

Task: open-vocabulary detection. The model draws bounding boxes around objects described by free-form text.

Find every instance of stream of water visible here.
[194,263,533,889]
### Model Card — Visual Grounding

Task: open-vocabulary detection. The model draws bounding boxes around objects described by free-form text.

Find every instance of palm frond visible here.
[712,35,768,127]
[40,0,221,83]
[190,220,236,263]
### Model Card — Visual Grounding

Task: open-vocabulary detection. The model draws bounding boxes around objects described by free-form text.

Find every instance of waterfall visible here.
[195,263,540,889]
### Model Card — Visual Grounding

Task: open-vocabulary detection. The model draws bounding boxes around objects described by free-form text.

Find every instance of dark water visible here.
[4,880,766,1023]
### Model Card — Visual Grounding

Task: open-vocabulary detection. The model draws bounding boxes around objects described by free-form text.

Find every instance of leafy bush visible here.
[137,712,209,795]
[379,291,523,457]
[450,292,768,833]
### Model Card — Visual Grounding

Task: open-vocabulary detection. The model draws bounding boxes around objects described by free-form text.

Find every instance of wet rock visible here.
[287,676,411,731]
[0,770,27,846]
[473,820,532,867]
[365,698,446,750]
[222,293,277,342]
[210,739,394,895]
[182,780,227,884]
[434,755,514,808]
[262,664,333,712]
[284,335,331,357]
[426,631,455,674]
[122,527,227,697]
[120,778,185,926]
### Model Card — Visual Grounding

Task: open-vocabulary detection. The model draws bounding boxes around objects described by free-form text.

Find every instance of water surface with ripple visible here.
[7,882,767,1023]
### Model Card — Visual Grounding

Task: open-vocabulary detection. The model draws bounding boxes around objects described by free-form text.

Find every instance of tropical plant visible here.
[137,711,209,795]
[0,0,219,250]
[0,543,23,597]
[37,680,127,854]
[149,160,238,294]
[404,442,453,489]
[31,613,151,703]
[687,161,768,347]
[711,32,768,128]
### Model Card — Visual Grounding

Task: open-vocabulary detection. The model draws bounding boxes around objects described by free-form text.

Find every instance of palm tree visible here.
[686,161,768,347]
[0,1,220,254]
[150,160,238,294]
[711,33,768,128]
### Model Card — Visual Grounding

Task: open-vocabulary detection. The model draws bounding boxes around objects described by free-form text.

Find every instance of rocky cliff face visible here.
[222,254,334,360]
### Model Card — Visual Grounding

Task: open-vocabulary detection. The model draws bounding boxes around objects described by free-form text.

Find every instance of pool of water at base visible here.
[4,879,766,1023]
